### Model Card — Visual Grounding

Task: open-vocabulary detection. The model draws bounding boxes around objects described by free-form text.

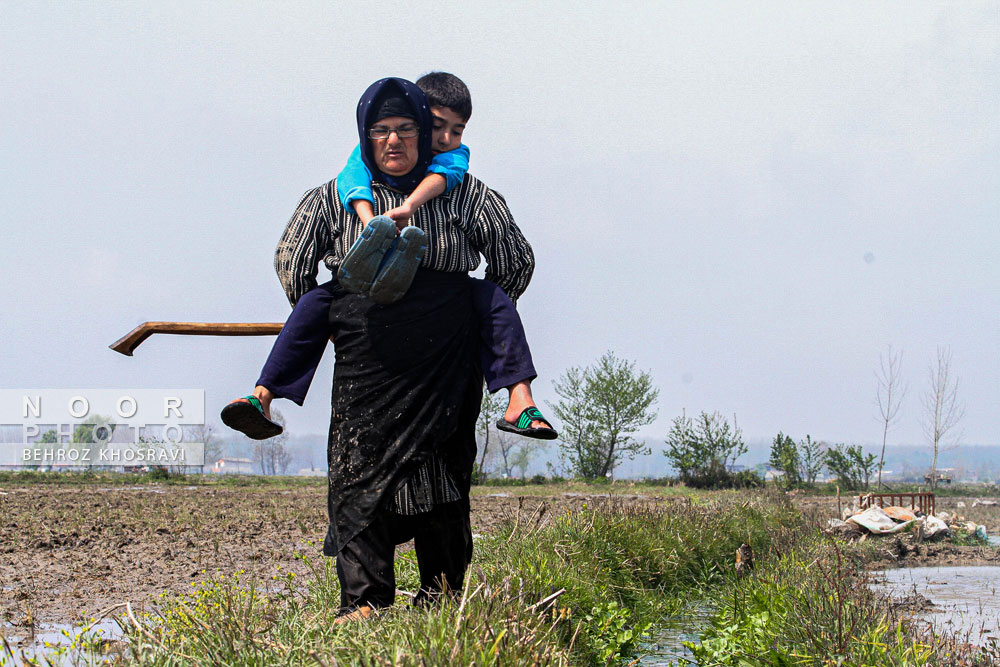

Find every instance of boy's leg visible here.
[223,282,336,439]
[470,279,536,393]
[254,280,337,409]
[470,280,555,433]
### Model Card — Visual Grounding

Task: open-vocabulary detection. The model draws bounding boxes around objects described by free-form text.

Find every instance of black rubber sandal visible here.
[337,216,398,294]
[369,225,427,304]
[495,406,558,440]
[220,396,283,440]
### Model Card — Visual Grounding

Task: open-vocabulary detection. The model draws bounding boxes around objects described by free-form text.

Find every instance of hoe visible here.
[109,322,283,356]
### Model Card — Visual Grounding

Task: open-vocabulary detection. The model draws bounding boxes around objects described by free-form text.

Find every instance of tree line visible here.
[475,346,966,489]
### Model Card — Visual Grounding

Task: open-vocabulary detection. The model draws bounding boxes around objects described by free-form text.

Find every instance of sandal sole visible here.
[221,401,283,440]
[337,216,398,294]
[369,227,427,304]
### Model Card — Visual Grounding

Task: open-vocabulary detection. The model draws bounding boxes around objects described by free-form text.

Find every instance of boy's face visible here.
[430,106,466,153]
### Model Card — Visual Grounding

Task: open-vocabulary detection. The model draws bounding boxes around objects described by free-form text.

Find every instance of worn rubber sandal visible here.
[337,216,398,294]
[220,396,283,440]
[496,406,558,440]
[369,226,427,305]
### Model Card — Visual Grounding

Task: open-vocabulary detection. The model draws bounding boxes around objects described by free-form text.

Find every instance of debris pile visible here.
[826,503,986,542]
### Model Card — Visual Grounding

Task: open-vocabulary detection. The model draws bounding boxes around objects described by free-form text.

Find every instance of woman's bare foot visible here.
[503,381,552,430]
[334,605,375,625]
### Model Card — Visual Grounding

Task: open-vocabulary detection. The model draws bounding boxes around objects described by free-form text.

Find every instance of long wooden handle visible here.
[110,322,284,356]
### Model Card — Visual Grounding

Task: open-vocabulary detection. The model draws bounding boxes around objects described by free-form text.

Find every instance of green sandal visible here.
[221,396,283,440]
[496,407,558,440]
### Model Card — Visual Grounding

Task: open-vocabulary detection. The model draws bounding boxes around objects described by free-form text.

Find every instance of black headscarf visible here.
[356,77,433,193]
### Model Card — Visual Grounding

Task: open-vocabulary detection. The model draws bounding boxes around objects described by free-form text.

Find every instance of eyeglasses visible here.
[368,125,419,140]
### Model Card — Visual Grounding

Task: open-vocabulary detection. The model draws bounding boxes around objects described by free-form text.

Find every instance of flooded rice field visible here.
[874,565,1000,647]
[0,482,673,656]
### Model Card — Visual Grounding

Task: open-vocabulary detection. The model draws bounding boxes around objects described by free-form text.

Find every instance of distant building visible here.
[763,469,783,482]
[297,467,325,477]
[210,457,253,475]
[924,467,955,485]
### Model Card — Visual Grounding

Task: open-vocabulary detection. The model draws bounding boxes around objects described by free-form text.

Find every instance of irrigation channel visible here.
[872,565,1000,648]
[637,612,709,665]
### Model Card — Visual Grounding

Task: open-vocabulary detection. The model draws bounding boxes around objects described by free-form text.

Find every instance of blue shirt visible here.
[336,143,471,209]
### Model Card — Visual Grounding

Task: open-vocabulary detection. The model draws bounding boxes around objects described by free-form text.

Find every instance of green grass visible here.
[98,491,799,665]
[7,485,996,666]
[688,537,1000,666]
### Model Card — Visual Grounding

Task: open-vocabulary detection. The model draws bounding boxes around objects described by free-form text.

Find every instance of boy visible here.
[222,72,554,442]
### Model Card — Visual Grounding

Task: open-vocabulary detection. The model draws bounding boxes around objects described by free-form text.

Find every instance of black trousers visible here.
[335,500,473,614]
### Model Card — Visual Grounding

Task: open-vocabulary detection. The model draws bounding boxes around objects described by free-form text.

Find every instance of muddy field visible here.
[0,483,677,638]
[2,483,998,647]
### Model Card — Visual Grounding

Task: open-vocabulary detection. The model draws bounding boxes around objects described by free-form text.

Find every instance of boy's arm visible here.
[383,174,446,229]
[336,145,376,223]
[427,144,470,193]
[384,144,470,229]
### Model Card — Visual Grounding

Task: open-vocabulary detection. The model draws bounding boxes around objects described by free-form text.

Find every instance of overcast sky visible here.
[1,1,997,453]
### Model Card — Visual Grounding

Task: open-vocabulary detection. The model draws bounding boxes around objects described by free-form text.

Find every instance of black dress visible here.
[321,269,482,557]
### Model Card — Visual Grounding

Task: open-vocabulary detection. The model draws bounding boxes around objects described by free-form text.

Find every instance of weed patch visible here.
[111,492,799,665]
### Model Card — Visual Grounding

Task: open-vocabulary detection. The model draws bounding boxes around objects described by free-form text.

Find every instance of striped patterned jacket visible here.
[274,175,535,306]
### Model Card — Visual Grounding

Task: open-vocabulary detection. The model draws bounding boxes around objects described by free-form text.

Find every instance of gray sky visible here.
[1,1,997,453]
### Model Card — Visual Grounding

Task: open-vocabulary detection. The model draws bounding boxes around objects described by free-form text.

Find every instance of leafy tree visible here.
[551,352,658,479]
[824,444,859,490]
[550,366,596,476]
[768,432,800,488]
[797,435,825,486]
[509,442,537,479]
[853,446,878,490]
[664,411,748,488]
[495,430,517,478]
[70,415,114,470]
[71,414,114,444]
[824,444,878,491]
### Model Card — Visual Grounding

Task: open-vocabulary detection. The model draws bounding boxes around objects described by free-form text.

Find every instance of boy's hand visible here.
[384,202,415,231]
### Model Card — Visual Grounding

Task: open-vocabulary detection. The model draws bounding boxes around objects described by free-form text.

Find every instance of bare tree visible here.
[875,346,906,489]
[252,409,291,475]
[510,439,547,479]
[923,347,964,489]
[187,423,221,474]
[476,390,505,479]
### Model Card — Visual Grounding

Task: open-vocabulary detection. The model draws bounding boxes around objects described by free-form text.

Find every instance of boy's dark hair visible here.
[416,72,472,122]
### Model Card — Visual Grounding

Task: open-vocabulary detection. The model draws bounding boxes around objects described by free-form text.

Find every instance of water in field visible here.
[2,618,124,665]
[637,606,711,665]
[872,565,1000,646]
[637,625,700,664]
